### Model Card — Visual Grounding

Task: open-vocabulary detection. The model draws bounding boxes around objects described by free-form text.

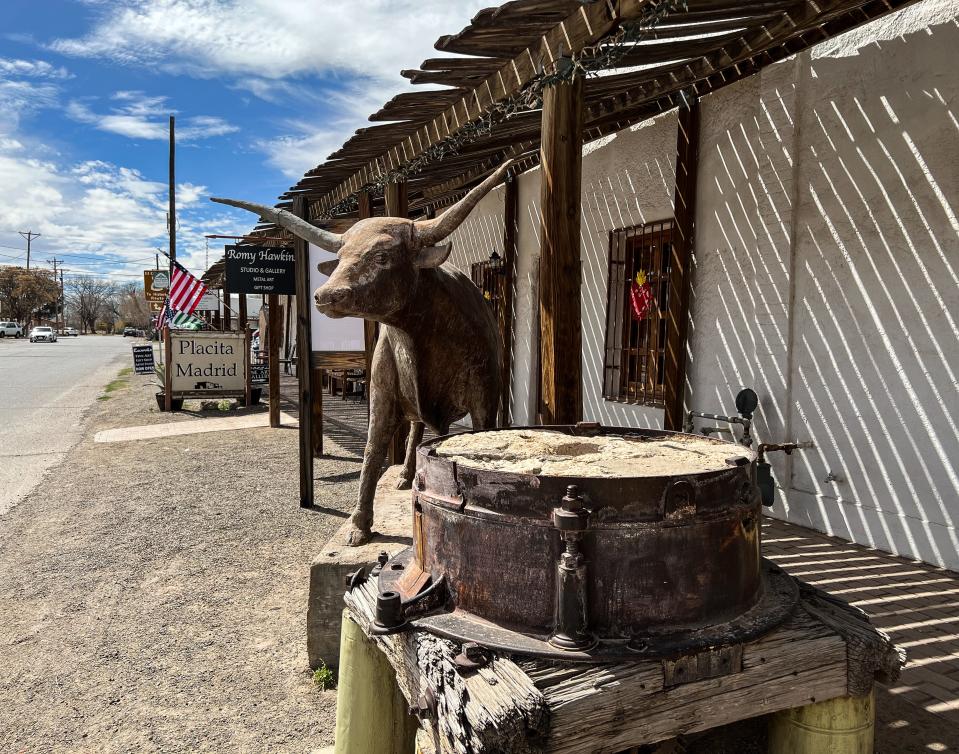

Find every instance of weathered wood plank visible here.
[293,195,314,507]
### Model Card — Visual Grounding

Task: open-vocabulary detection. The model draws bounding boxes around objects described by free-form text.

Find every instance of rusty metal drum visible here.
[376,424,798,660]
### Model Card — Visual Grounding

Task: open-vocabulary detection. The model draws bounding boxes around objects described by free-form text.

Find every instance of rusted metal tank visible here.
[372,424,797,660]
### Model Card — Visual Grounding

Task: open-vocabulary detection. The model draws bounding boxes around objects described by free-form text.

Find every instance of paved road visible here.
[0,334,130,515]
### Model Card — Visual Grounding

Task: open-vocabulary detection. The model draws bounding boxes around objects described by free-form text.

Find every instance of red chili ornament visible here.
[629,270,653,321]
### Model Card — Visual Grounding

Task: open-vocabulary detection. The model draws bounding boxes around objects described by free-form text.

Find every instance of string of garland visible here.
[322,0,687,219]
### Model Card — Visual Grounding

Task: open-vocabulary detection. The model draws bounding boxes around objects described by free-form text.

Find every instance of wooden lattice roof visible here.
[250,0,918,231]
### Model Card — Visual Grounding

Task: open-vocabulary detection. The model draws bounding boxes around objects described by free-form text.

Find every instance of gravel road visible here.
[0,335,129,516]
[0,366,361,752]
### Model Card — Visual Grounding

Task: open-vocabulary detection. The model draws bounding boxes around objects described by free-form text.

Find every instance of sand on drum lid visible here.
[434,430,750,478]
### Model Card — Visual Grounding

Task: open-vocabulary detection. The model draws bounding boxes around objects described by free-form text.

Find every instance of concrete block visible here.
[307,466,412,670]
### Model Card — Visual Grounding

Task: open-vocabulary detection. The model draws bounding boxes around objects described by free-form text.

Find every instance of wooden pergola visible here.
[246,0,919,434]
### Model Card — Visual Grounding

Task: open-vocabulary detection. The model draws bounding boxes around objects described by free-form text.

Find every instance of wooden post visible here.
[539,77,584,425]
[238,293,247,332]
[222,284,232,331]
[163,325,172,412]
[333,609,418,754]
[293,196,314,508]
[244,326,252,407]
[499,173,518,426]
[663,95,700,431]
[269,293,281,427]
[768,690,875,753]
[357,190,377,408]
[313,367,324,456]
[384,181,410,464]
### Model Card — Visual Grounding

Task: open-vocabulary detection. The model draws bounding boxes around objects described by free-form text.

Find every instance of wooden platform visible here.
[343,573,904,753]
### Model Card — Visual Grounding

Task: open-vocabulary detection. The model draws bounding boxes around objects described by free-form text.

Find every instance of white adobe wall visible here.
[446,0,959,569]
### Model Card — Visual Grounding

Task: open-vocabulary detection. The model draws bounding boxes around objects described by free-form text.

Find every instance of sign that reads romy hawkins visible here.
[170,332,246,395]
[224,244,296,295]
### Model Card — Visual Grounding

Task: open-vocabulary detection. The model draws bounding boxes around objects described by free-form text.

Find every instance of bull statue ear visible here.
[414,242,453,269]
[317,259,339,276]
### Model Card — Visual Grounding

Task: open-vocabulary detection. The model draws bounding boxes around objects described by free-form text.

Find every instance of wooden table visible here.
[337,571,903,753]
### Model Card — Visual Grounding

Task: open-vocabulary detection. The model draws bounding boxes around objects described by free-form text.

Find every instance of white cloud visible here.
[0,57,72,80]
[51,1,491,83]
[50,1,495,182]
[66,92,238,141]
[0,146,238,279]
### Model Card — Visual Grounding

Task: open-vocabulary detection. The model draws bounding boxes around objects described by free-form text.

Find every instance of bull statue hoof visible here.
[396,476,413,491]
[346,509,374,547]
[346,526,373,547]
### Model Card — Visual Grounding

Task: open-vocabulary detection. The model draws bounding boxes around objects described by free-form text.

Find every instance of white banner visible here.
[309,244,365,353]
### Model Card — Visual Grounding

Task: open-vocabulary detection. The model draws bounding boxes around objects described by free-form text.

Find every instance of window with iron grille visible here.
[602,220,675,408]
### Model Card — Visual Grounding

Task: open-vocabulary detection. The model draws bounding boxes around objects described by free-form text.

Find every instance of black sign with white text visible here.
[224,245,296,295]
[132,344,155,375]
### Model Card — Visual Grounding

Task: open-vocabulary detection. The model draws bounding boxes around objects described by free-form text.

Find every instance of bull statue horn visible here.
[414,159,515,247]
[209,197,343,254]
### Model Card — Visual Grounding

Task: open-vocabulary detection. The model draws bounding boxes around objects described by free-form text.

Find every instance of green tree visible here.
[0,267,59,324]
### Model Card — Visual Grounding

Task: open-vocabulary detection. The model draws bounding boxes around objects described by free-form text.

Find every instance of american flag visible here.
[168,258,208,314]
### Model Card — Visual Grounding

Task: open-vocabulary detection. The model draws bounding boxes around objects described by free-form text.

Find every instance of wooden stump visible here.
[333,608,418,754]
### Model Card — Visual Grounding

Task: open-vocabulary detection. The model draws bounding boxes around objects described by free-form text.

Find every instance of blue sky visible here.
[0,0,488,282]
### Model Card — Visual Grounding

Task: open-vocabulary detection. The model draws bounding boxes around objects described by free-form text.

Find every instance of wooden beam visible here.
[539,78,584,425]
[499,173,518,426]
[663,96,700,431]
[358,190,377,424]
[384,181,410,463]
[293,195,314,508]
[238,293,247,331]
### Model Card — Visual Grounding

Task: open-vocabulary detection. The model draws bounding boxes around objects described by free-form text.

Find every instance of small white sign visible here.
[194,293,219,311]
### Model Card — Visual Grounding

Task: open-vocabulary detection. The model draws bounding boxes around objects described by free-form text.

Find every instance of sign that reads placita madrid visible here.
[170,331,246,395]
[224,244,296,295]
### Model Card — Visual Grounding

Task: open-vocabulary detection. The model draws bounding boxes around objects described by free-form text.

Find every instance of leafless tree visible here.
[116,282,151,329]
[65,276,116,333]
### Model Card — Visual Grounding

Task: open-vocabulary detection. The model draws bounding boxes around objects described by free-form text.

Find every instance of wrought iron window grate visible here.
[603,220,675,408]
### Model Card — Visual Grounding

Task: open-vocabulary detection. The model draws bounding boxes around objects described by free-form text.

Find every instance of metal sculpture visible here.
[211,162,510,544]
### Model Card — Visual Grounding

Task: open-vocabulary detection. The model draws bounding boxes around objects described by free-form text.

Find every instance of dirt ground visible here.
[0,369,359,752]
[0,366,955,752]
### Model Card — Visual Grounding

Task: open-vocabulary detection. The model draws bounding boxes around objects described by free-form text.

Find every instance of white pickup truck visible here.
[0,321,23,338]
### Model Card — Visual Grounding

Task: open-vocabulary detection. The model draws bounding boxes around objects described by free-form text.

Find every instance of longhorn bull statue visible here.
[211,162,510,545]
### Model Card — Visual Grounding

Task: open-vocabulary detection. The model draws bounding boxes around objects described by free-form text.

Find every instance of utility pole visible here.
[19,230,40,270]
[169,115,176,264]
[48,258,63,332]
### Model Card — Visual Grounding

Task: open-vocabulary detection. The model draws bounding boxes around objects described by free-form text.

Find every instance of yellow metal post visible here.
[333,609,418,754]
[768,689,875,754]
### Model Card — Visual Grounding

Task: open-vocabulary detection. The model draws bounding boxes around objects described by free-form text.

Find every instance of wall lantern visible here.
[489,250,505,274]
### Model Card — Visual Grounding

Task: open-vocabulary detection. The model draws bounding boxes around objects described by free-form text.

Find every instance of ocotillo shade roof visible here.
[243,0,919,240]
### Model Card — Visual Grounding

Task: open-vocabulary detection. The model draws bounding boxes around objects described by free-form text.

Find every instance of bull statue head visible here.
[211,160,513,322]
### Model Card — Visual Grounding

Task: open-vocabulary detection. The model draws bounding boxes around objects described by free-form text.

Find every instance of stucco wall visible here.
[445,0,959,569]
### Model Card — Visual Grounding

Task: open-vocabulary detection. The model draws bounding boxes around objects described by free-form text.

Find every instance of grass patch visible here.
[118,366,133,377]
[97,395,111,401]
[101,366,133,398]
[312,662,336,691]
[103,378,127,393]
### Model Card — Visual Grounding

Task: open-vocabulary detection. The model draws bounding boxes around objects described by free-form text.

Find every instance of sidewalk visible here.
[765,518,959,750]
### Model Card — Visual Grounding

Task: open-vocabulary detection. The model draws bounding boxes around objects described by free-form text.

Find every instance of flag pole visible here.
[165,115,175,413]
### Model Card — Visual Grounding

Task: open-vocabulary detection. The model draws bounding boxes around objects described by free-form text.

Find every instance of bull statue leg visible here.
[397,421,425,490]
[349,351,402,546]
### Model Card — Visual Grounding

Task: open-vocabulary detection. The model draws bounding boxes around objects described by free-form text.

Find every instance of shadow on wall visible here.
[687,11,959,569]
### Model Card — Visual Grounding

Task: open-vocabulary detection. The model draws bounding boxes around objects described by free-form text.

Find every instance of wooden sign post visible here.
[269,293,281,428]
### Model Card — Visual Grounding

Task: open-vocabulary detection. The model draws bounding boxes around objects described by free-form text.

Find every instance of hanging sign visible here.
[194,293,219,311]
[144,270,170,305]
[309,244,365,356]
[169,331,247,397]
[224,245,296,295]
[131,344,155,375]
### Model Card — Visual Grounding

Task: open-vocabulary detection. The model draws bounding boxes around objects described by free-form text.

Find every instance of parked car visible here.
[29,326,57,343]
[0,321,23,338]
[61,327,79,337]
[123,327,137,337]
